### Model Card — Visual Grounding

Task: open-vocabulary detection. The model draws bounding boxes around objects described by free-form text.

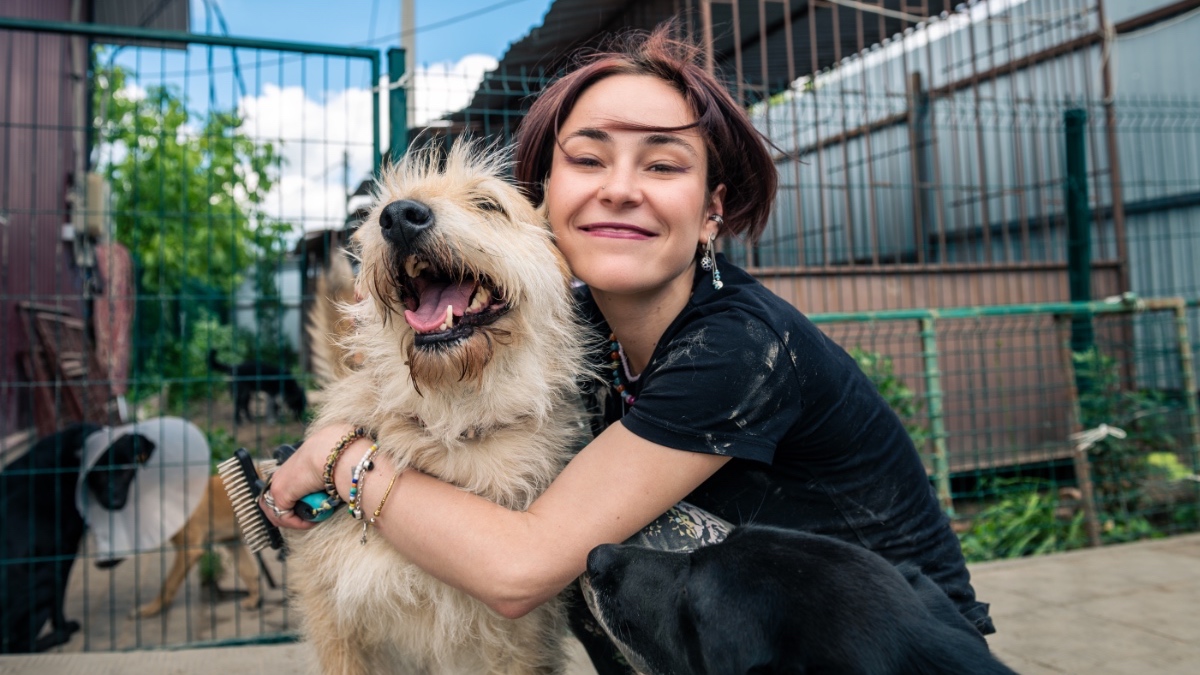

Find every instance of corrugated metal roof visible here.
[455,0,956,122]
[93,0,189,31]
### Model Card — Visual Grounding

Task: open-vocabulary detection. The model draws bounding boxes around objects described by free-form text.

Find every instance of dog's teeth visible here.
[468,287,489,312]
[442,305,455,330]
[415,260,429,275]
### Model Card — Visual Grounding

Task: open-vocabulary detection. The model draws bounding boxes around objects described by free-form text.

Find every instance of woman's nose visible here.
[598,165,642,206]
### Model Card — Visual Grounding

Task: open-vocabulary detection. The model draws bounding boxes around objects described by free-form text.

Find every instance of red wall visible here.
[0,0,85,436]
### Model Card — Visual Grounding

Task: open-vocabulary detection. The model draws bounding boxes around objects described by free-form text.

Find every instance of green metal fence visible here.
[1,17,381,651]
[812,296,1200,555]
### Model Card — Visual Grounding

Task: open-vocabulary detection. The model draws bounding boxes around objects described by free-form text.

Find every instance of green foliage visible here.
[957,479,1088,563]
[130,306,241,404]
[92,54,297,404]
[93,60,286,297]
[206,427,239,474]
[198,549,224,587]
[1146,452,1193,482]
[849,346,930,450]
[958,479,1168,563]
[1072,348,1179,510]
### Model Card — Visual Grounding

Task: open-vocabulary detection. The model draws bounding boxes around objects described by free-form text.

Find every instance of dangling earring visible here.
[703,216,724,290]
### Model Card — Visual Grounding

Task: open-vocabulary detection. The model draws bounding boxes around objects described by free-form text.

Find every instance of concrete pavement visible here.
[3,533,1198,674]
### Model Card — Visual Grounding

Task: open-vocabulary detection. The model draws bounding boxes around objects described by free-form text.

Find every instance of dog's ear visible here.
[86,433,155,511]
[128,434,157,464]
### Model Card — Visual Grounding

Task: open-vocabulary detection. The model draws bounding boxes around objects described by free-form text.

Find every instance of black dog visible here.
[208,350,307,423]
[0,424,156,653]
[585,525,1017,675]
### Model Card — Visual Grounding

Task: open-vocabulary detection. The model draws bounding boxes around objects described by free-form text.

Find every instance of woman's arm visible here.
[265,421,729,619]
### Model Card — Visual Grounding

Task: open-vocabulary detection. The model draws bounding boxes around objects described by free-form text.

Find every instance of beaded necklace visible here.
[608,333,636,407]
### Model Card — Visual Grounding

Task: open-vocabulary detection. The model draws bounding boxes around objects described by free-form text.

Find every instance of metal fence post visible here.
[1065,108,1094,354]
[388,47,408,166]
[908,73,933,264]
[1170,301,1200,519]
[920,316,953,514]
[1057,314,1104,548]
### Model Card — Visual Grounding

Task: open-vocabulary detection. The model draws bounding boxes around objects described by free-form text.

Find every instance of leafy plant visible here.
[1146,452,1193,482]
[205,426,239,474]
[92,55,296,405]
[198,549,224,588]
[1072,348,1179,512]
[850,346,930,450]
[957,479,1088,563]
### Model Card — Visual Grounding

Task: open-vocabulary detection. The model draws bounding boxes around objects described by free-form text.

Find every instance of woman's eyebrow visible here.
[562,128,696,157]
[563,128,611,143]
[643,133,697,156]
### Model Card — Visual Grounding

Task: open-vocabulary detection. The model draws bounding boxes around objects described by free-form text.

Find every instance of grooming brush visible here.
[218,446,340,553]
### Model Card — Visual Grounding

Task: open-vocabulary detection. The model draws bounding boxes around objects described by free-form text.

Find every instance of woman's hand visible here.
[262,422,358,530]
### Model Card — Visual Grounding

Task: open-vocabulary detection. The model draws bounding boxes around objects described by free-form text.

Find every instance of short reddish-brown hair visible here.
[514,24,777,243]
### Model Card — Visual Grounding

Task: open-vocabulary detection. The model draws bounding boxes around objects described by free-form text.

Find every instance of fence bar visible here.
[810,295,1146,324]
[919,317,953,513]
[0,17,379,59]
[1170,302,1200,514]
[1065,108,1095,353]
[388,47,407,166]
[1056,315,1104,548]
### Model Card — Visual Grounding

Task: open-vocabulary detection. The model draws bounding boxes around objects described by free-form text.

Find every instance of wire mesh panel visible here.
[1,19,379,652]
[814,300,1200,562]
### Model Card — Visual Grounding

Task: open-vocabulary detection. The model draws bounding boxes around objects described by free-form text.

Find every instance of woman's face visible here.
[545,74,724,297]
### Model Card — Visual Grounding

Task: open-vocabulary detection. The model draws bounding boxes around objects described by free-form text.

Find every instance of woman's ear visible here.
[702,184,728,242]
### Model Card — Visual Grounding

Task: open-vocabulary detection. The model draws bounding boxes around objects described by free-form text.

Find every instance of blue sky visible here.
[189,0,554,65]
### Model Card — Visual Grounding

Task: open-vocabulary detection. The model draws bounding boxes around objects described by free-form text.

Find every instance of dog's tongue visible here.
[404,279,474,332]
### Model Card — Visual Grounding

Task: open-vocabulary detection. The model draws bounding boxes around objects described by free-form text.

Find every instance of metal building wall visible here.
[0,0,84,437]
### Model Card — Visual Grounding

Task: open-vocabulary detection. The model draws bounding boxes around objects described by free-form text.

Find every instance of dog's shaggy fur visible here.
[290,141,589,674]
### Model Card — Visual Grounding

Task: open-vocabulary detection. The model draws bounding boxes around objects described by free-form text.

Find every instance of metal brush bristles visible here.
[218,449,284,553]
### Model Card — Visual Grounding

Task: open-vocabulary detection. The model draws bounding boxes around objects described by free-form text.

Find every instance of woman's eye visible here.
[564,154,602,168]
[648,163,683,173]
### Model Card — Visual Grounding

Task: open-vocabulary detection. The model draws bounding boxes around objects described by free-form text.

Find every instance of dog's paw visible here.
[132,601,164,619]
[240,595,263,611]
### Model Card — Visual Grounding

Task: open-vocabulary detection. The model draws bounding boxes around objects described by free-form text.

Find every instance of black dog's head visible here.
[282,379,308,420]
[585,527,826,675]
[584,525,1009,675]
[85,433,156,511]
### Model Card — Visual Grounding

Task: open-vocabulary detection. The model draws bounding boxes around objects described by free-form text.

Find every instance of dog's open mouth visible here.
[399,254,509,345]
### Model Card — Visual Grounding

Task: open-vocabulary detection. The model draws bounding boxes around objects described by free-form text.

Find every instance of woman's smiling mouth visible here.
[580,222,656,239]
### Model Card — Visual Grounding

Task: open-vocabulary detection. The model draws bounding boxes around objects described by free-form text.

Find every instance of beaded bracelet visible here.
[348,442,380,521]
[360,470,401,545]
[323,427,366,500]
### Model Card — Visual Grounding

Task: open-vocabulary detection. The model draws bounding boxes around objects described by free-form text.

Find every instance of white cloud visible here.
[411,54,498,127]
[236,54,498,234]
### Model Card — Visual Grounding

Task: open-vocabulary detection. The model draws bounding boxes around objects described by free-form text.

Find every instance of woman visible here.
[264,26,993,670]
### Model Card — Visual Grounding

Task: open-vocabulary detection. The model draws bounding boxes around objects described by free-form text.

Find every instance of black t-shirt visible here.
[577,255,994,635]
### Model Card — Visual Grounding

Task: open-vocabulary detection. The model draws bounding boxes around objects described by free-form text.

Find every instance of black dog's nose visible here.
[379,199,434,250]
[587,544,621,576]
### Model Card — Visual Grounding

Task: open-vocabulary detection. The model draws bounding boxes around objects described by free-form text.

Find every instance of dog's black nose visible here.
[587,544,621,577]
[379,199,434,250]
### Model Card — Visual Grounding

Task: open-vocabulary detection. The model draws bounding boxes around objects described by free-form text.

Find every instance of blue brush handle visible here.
[295,491,340,522]
[273,444,343,523]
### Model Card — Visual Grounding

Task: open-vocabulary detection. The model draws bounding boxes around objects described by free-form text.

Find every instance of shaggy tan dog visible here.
[291,141,589,674]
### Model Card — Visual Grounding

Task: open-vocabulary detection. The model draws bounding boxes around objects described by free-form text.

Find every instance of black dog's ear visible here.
[128,434,157,464]
[86,433,157,511]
